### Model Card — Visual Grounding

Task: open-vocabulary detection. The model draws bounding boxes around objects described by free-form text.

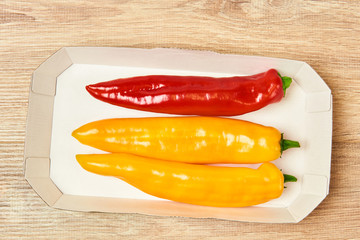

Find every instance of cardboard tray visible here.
[24,47,332,223]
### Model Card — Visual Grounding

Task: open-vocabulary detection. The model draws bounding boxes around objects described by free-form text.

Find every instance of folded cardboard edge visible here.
[285,96,333,223]
[32,48,73,96]
[64,47,305,76]
[25,47,74,165]
[25,157,63,206]
[294,63,332,113]
[52,194,297,223]
[288,175,328,222]
[24,48,71,205]
[24,90,55,160]
[304,97,333,178]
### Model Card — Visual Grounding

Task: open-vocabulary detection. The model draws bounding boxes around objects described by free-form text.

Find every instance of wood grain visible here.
[1,0,359,239]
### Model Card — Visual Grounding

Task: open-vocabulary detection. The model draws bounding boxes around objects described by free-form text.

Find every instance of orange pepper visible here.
[76,153,293,207]
[72,117,299,164]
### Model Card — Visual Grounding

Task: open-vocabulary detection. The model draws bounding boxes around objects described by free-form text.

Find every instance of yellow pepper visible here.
[76,153,295,207]
[72,117,299,164]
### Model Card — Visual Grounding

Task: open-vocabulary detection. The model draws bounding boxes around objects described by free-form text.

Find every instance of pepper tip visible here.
[85,84,101,97]
[85,85,92,94]
[75,154,86,168]
[71,129,78,138]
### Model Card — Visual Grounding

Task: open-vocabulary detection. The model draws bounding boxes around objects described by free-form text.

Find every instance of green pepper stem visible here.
[278,72,292,96]
[280,133,300,154]
[283,174,297,183]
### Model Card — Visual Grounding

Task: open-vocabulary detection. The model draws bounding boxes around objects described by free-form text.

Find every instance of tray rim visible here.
[24,47,333,223]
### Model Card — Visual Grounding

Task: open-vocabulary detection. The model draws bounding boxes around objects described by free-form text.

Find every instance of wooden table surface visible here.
[1,0,359,239]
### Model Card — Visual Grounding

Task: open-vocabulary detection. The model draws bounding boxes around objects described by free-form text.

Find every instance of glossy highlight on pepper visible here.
[86,69,292,116]
[76,153,287,207]
[72,117,300,164]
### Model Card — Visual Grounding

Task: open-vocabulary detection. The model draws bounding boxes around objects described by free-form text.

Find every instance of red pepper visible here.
[86,69,292,116]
